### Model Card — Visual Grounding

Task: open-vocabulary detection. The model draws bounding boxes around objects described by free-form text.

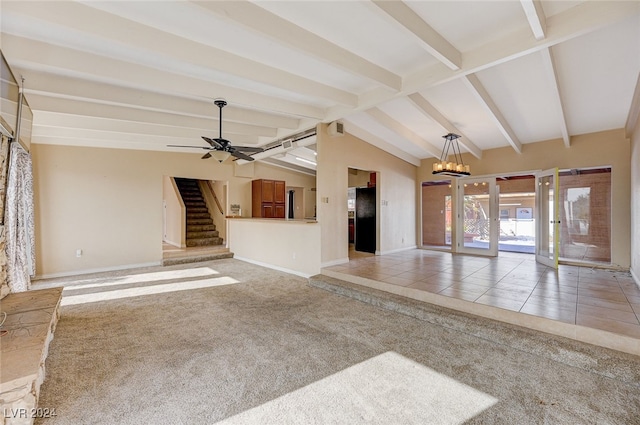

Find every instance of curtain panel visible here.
[6,142,35,292]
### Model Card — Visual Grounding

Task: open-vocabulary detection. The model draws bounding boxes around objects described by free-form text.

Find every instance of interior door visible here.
[536,168,559,268]
[457,177,499,256]
[355,186,376,253]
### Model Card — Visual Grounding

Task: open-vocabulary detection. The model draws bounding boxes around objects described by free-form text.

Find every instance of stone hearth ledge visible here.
[0,288,63,425]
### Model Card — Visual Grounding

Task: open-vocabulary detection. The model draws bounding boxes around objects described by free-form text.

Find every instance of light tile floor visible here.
[324,249,640,340]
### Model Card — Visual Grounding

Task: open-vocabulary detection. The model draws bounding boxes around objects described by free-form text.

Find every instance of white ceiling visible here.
[1,1,639,175]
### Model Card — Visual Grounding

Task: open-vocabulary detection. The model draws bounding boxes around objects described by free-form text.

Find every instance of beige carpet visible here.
[34,259,640,424]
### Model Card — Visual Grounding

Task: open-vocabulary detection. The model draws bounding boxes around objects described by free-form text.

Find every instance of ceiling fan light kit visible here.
[210,150,231,163]
[432,133,471,177]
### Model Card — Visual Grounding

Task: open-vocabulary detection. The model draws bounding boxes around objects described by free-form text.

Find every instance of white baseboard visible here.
[163,239,185,248]
[377,245,418,256]
[33,261,162,280]
[233,256,317,278]
[631,267,640,287]
[321,257,350,268]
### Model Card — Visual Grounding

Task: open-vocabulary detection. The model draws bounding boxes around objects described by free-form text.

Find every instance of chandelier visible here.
[432,133,470,177]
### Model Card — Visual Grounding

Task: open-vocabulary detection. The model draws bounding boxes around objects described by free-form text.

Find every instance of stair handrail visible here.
[206,181,224,215]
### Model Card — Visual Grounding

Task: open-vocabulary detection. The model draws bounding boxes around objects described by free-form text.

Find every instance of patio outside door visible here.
[457,177,499,256]
[536,168,559,268]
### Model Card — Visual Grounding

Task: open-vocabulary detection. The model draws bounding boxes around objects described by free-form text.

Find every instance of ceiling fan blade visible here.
[231,146,264,153]
[168,144,211,150]
[201,152,212,159]
[202,136,223,149]
[229,150,255,161]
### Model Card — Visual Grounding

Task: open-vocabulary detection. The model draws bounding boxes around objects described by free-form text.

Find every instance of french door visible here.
[457,177,499,256]
[535,168,559,268]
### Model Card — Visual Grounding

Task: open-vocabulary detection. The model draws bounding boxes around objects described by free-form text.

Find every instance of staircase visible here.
[174,178,224,247]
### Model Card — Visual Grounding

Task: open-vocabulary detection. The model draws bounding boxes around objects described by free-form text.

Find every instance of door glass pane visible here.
[558,168,611,264]
[421,180,452,249]
[565,188,590,236]
[445,195,452,246]
[497,175,535,254]
[462,181,491,250]
[538,174,554,261]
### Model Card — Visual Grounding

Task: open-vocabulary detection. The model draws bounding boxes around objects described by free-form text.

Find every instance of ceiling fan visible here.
[168,99,264,162]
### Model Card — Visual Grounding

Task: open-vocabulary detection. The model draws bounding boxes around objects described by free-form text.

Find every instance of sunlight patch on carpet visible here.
[61,276,239,306]
[217,351,498,424]
[62,267,222,291]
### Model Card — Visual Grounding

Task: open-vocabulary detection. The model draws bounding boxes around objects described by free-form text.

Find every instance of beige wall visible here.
[418,129,632,268]
[209,180,227,242]
[228,218,321,277]
[31,126,637,277]
[317,124,417,266]
[199,179,225,242]
[32,144,315,277]
[631,120,640,283]
[162,176,184,248]
[305,187,316,219]
[348,168,373,188]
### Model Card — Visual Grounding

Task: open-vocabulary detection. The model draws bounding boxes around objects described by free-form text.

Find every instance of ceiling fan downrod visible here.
[214,98,227,143]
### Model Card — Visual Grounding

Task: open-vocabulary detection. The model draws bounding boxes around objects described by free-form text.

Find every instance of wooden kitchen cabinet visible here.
[274,180,286,204]
[252,179,286,218]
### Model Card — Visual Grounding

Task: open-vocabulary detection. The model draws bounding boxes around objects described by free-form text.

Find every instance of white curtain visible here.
[6,142,35,292]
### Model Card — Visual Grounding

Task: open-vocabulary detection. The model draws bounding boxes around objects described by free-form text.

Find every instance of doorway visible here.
[162,176,229,263]
[497,175,536,254]
[348,168,377,256]
[457,177,499,256]
[285,186,305,219]
[421,167,612,268]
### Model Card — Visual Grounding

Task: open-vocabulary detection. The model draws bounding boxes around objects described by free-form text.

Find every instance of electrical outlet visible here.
[292,252,296,260]
[76,249,83,258]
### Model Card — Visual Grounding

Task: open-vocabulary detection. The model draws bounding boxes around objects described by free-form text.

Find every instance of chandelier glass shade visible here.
[432,133,470,177]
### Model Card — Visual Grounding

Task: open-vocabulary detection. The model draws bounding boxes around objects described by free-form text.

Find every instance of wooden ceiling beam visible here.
[462,74,523,154]
[366,107,442,158]
[408,93,482,159]
[193,0,402,91]
[371,1,461,70]
[520,0,547,40]
[539,48,571,147]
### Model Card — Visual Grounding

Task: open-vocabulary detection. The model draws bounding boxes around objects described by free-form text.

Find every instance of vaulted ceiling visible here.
[1,1,639,175]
